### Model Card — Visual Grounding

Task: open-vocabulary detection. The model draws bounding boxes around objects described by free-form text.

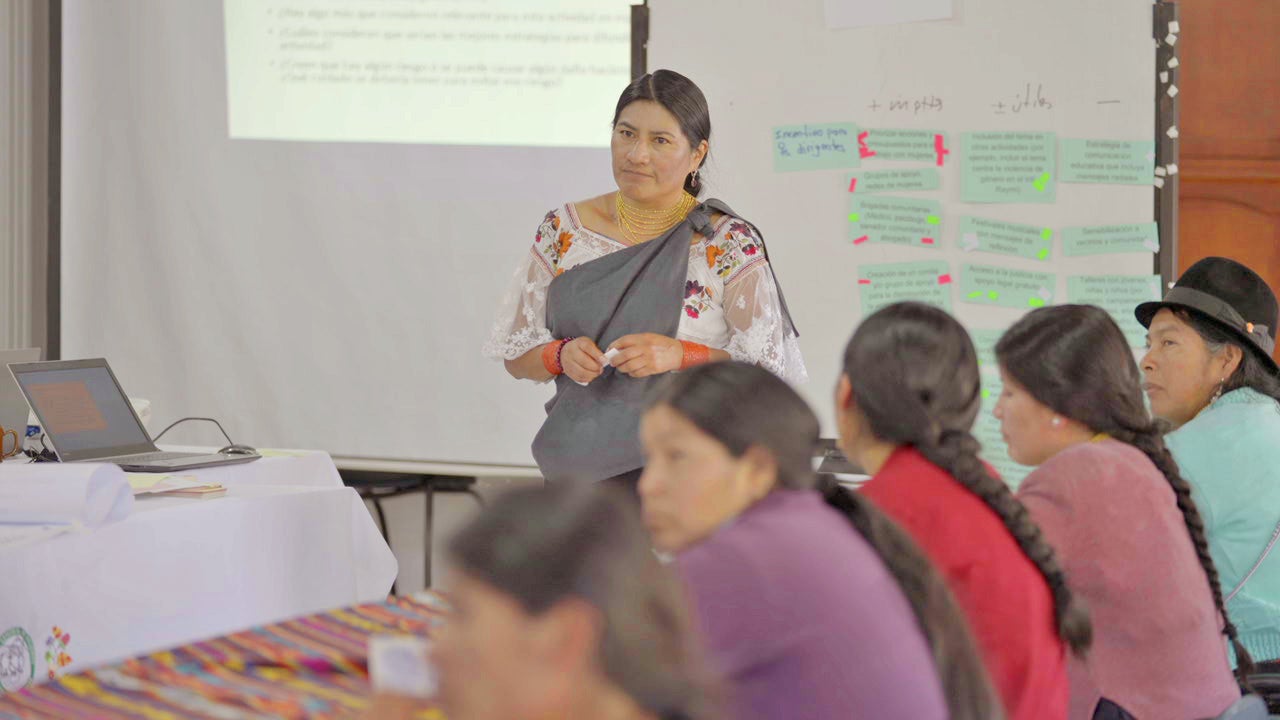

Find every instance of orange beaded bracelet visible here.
[679,340,711,370]
[541,339,568,375]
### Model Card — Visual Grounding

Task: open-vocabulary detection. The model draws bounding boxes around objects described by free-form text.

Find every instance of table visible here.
[0,594,445,719]
[0,451,397,694]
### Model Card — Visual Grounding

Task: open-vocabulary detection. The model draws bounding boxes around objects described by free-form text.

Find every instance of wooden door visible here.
[1177,0,1280,362]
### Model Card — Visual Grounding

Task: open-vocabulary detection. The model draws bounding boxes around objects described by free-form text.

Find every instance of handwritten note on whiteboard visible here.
[961,131,1057,203]
[773,123,861,172]
[858,261,953,315]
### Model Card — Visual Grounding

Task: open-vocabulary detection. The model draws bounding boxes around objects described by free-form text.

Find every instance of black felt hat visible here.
[1136,256,1278,373]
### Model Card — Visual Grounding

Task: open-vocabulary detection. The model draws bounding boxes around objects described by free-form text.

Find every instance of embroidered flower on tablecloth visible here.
[44,626,72,680]
[743,244,759,256]
[685,280,704,299]
[685,306,700,319]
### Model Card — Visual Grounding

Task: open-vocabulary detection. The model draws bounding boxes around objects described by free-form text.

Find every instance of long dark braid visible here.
[843,302,1093,656]
[816,473,1006,719]
[649,361,1006,720]
[917,429,1092,656]
[998,304,1256,684]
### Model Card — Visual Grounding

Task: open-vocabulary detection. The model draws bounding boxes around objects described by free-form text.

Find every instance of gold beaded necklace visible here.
[615,191,696,245]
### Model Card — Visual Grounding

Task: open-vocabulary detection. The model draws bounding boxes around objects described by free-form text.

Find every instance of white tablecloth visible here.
[0,450,397,692]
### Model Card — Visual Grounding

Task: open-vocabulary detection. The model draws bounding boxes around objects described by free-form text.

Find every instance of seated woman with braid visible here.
[640,361,1003,720]
[837,302,1089,720]
[996,305,1246,719]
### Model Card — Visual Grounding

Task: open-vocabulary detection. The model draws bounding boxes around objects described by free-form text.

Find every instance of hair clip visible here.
[1247,322,1255,333]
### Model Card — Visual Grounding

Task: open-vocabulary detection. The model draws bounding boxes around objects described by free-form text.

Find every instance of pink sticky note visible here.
[938,274,953,285]
[934,134,950,167]
[922,237,936,245]
[847,178,858,193]
[858,131,877,159]
[853,235,869,245]
[858,279,872,285]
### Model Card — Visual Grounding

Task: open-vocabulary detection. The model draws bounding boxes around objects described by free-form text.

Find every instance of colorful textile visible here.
[0,595,447,719]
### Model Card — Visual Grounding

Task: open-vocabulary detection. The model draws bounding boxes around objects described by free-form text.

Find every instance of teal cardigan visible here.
[1167,387,1280,663]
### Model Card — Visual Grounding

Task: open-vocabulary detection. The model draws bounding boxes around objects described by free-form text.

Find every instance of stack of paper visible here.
[126,474,227,499]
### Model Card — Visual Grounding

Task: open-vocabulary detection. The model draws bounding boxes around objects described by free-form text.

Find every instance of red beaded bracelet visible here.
[679,340,711,370]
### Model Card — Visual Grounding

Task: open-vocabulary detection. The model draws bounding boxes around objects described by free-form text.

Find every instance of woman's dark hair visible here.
[648,361,1004,720]
[844,302,1093,658]
[449,484,718,720]
[997,304,1256,682]
[1174,309,1280,403]
[612,69,710,196]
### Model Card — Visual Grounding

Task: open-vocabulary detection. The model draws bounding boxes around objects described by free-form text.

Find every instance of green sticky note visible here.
[926,215,941,225]
[957,216,1054,262]
[1067,275,1164,347]
[848,213,861,222]
[981,388,992,399]
[843,167,943,194]
[1028,297,1046,307]
[858,261,953,316]
[848,196,944,248]
[960,131,1057,203]
[863,129,950,163]
[973,411,1034,489]
[1060,138,1156,185]
[1062,223,1160,256]
[773,122,860,172]
[960,264,1056,309]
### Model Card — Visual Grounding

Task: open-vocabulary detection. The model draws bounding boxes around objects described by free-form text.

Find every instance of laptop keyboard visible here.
[111,451,212,464]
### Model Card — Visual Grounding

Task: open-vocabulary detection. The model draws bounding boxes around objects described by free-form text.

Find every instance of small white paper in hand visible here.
[369,634,436,698]
[602,348,621,367]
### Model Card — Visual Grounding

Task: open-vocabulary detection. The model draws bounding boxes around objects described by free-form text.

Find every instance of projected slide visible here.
[224,0,633,147]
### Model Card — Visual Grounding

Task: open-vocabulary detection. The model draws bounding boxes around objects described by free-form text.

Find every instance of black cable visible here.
[151,417,235,447]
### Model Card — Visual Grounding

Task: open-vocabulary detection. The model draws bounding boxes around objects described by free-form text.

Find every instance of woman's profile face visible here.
[638,405,761,553]
[1140,308,1226,427]
[992,369,1062,466]
[611,100,705,204]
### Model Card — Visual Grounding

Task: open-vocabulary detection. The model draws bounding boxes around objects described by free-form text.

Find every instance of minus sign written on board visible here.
[1097,100,1122,105]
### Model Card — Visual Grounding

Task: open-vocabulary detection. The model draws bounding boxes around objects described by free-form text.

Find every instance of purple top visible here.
[677,489,947,720]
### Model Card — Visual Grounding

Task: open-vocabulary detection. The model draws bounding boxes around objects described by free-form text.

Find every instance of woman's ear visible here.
[691,140,709,172]
[1215,343,1245,381]
[738,445,778,499]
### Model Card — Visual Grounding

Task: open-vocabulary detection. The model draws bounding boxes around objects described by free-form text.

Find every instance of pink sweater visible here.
[1016,439,1239,719]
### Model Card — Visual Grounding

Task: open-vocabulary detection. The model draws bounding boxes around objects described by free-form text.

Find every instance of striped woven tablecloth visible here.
[0,595,448,719]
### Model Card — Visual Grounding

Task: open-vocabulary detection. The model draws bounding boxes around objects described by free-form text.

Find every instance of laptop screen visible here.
[11,361,153,460]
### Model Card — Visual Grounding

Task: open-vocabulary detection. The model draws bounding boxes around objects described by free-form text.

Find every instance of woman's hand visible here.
[561,337,607,385]
[608,334,684,378]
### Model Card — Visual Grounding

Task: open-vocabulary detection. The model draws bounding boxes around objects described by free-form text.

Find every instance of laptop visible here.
[0,348,42,439]
[6,358,261,472]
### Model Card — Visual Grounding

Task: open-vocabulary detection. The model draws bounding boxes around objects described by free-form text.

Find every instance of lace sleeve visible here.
[721,261,808,384]
[481,243,555,361]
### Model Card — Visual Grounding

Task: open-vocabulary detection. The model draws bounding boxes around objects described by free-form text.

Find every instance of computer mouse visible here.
[218,444,259,456]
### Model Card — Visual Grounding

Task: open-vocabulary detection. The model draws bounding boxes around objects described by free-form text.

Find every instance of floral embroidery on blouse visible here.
[684,279,714,319]
[484,203,807,385]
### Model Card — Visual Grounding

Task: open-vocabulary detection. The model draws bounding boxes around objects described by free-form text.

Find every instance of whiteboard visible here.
[649,0,1158,483]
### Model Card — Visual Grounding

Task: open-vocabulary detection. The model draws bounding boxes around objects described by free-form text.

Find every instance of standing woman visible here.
[1136,257,1280,665]
[996,304,1246,719]
[483,70,805,486]
[640,361,1003,720]
[836,302,1088,720]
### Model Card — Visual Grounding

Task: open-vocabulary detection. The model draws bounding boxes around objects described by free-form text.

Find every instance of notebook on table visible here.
[6,358,260,473]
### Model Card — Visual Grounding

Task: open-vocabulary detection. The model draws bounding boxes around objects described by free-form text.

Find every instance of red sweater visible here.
[861,447,1069,720]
